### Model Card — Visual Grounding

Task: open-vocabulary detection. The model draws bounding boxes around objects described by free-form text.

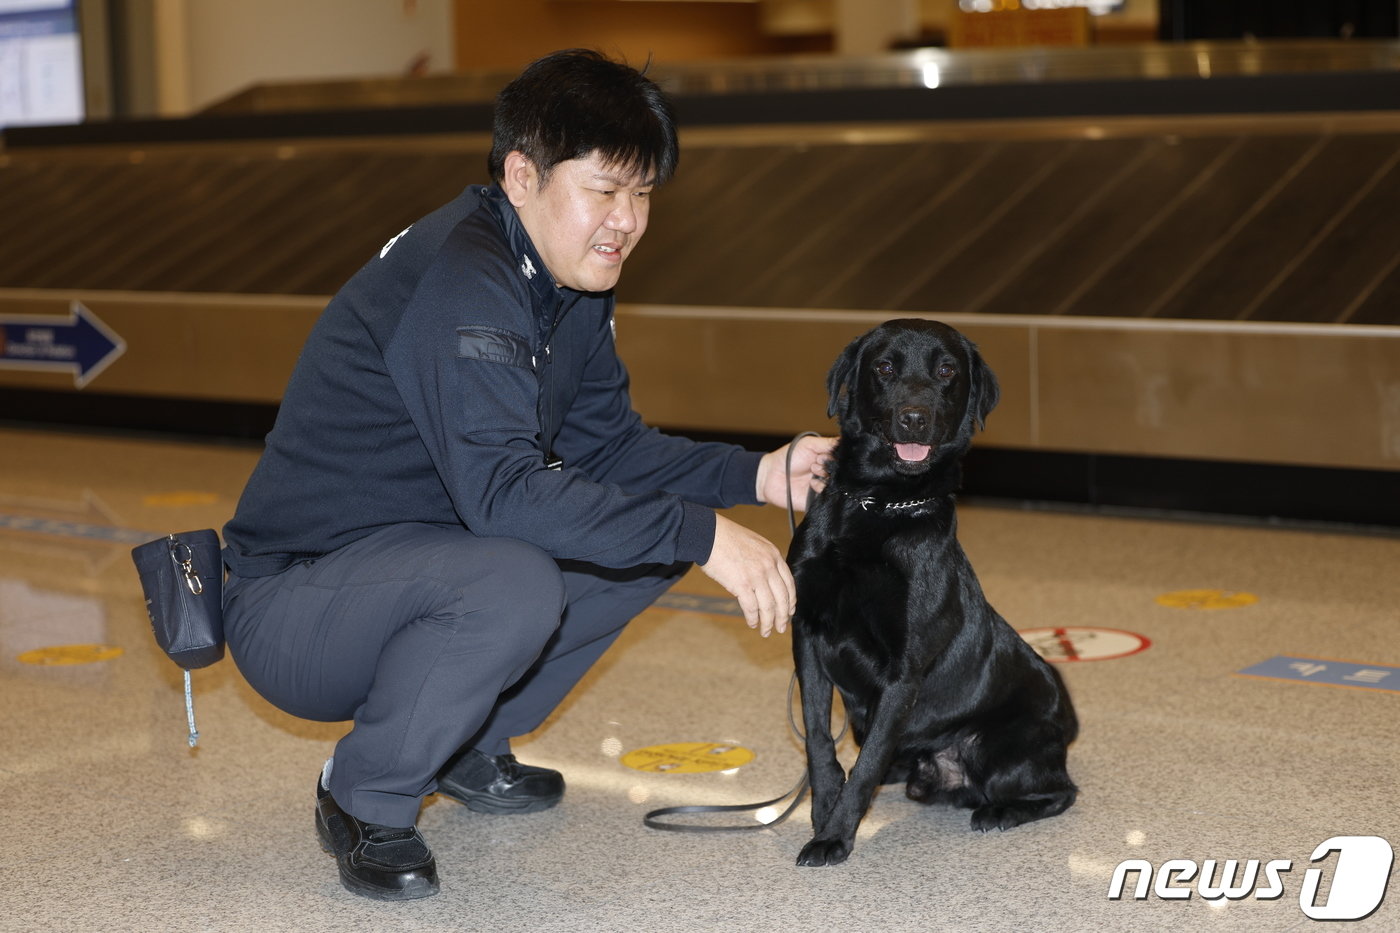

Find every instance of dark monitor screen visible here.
[1159,0,1399,40]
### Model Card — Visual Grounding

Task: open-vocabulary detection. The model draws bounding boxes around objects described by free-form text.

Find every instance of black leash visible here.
[643,432,848,833]
[643,677,813,833]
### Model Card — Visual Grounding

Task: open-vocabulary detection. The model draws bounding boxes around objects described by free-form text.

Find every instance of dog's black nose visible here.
[898,406,930,434]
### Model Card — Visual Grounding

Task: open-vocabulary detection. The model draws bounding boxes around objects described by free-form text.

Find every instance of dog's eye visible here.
[937,364,958,380]
[874,360,895,377]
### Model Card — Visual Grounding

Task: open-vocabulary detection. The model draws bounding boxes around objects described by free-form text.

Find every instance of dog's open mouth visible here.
[893,443,933,463]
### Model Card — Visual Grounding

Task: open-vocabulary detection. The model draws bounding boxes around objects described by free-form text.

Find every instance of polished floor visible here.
[2,424,1397,932]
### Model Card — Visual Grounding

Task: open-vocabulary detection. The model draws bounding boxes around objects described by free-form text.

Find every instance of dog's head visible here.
[826,319,999,480]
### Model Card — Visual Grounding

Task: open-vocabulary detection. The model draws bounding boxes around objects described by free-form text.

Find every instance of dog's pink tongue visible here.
[894,443,932,462]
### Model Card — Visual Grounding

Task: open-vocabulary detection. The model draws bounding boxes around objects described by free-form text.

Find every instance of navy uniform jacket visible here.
[223,184,762,577]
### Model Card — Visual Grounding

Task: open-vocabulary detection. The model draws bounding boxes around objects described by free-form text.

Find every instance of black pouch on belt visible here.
[131,529,225,746]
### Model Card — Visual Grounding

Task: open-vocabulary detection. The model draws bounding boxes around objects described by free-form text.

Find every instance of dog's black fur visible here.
[789,319,1078,868]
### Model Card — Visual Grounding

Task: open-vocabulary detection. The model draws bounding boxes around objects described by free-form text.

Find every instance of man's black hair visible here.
[488,49,678,187]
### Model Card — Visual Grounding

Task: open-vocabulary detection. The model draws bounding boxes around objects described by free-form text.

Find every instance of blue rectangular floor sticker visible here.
[1236,656,1400,693]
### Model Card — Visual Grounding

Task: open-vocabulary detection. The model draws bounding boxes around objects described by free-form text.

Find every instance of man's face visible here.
[505,150,653,293]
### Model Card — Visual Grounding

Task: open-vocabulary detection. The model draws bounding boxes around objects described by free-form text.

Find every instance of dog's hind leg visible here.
[971,784,1076,832]
[964,722,1076,833]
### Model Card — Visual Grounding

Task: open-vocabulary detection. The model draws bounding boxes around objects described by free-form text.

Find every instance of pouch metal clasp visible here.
[169,536,204,596]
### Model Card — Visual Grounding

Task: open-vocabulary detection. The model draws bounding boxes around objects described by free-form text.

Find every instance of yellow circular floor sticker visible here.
[621,742,755,774]
[1155,589,1259,610]
[18,644,125,666]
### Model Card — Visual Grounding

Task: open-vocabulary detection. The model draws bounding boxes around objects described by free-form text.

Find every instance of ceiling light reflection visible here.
[183,817,226,839]
[1067,853,1118,880]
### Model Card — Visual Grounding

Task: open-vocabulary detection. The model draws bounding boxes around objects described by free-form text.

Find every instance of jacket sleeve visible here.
[384,244,722,568]
[552,307,765,509]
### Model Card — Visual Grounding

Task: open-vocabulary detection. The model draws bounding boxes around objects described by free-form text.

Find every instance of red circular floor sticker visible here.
[1017,627,1151,663]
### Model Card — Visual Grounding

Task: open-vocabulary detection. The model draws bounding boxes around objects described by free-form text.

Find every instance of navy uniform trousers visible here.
[222,522,685,828]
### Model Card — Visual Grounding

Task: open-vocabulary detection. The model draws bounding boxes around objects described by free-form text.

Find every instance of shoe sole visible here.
[315,810,440,901]
[435,782,563,815]
[336,866,439,901]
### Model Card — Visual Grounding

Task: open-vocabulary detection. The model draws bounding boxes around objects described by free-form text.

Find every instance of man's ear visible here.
[501,151,539,208]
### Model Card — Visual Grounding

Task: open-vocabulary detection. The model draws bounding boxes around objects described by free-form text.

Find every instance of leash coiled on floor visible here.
[643,432,847,833]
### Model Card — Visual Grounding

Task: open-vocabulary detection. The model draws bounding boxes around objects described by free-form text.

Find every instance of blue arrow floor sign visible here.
[0,301,126,388]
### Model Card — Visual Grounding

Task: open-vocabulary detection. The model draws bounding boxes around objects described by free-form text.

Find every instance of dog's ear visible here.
[966,339,1000,430]
[826,336,862,420]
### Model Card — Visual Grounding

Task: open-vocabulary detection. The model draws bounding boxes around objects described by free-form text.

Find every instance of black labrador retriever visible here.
[789,319,1078,867]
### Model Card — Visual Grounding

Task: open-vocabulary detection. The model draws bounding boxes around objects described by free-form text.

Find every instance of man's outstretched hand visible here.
[699,514,795,638]
[700,436,835,636]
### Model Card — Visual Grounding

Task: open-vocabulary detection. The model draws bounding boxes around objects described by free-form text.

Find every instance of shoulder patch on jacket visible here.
[457,327,533,369]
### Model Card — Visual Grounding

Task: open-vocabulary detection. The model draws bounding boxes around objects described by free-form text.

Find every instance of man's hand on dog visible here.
[755,435,836,511]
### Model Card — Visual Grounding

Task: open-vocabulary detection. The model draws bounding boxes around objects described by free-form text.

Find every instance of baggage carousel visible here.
[2,42,1397,522]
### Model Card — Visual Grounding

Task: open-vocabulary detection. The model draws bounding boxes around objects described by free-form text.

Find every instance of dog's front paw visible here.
[796,837,852,867]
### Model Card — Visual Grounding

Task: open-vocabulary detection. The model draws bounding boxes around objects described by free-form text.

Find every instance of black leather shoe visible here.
[315,778,439,900]
[435,749,564,814]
